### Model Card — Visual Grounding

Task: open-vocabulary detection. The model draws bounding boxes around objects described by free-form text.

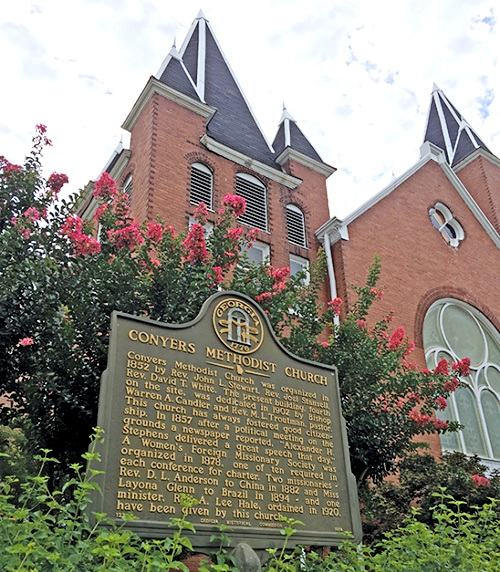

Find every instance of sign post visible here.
[92,293,361,548]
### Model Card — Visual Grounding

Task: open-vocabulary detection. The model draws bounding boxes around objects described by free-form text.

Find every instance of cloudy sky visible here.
[1,0,498,218]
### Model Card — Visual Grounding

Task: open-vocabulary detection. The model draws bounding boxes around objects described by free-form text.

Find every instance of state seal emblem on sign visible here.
[213,298,264,354]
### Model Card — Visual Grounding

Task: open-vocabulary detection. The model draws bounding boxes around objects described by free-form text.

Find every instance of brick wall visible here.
[331,159,500,458]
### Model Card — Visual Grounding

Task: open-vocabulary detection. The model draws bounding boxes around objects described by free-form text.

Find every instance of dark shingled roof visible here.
[159,55,200,101]
[156,13,327,171]
[273,116,324,163]
[423,86,493,166]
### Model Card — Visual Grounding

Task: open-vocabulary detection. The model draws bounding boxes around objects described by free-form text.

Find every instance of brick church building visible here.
[79,13,500,470]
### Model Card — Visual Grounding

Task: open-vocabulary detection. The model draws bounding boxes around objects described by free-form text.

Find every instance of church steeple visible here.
[155,11,276,168]
[423,85,493,167]
[273,105,335,177]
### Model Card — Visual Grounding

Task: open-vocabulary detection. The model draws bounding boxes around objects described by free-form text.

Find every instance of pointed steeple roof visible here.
[156,11,276,167]
[423,85,492,167]
[273,105,324,163]
[273,105,335,177]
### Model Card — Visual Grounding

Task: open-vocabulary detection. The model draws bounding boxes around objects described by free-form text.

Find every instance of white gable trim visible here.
[122,77,216,132]
[276,147,336,177]
[316,144,500,249]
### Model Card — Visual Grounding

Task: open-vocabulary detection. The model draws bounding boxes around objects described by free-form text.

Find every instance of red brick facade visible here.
[326,154,500,459]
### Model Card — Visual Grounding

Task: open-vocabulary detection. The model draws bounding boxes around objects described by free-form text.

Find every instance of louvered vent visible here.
[236,174,267,231]
[286,205,306,247]
[190,163,213,209]
[123,175,132,205]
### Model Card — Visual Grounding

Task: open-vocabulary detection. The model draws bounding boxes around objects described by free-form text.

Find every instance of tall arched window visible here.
[235,173,267,232]
[423,300,500,466]
[190,163,213,209]
[286,204,306,248]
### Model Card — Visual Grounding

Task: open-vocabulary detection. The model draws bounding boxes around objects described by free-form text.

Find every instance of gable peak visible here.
[423,85,492,167]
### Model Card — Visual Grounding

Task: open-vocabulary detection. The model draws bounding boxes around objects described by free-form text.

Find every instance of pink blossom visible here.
[222,194,246,217]
[60,216,84,236]
[146,222,164,243]
[404,340,415,356]
[433,419,449,431]
[23,207,40,222]
[409,409,431,427]
[451,357,471,377]
[370,287,383,300]
[471,474,490,487]
[72,235,101,257]
[227,227,245,243]
[388,326,405,350]
[321,341,330,347]
[18,337,34,347]
[36,124,47,135]
[47,172,68,197]
[422,368,431,375]
[328,297,342,315]
[94,203,108,222]
[246,228,259,246]
[356,319,367,330]
[255,292,273,303]
[150,258,161,268]
[182,223,209,264]
[443,378,459,392]
[108,222,144,251]
[210,266,224,285]
[434,359,449,375]
[193,202,209,223]
[93,172,118,201]
[435,396,447,411]
[407,393,421,403]
[3,163,22,173]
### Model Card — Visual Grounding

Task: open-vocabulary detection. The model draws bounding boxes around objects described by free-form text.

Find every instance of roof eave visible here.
[122,77,217,132]
[200,135,302,189]
[453,147,500,173]
[275,147,336,178]
[318,143,500,250]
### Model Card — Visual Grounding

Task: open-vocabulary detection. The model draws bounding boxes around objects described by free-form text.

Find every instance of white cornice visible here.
[200,135,302,189]
[275,147,336,178]
[453,147,500,173]
[315,144,500,250]
[315,217,349,243]
[122,77,217,132]
[439,161,500,248]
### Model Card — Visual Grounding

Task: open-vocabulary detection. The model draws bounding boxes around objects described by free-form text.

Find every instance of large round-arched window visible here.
[423,300,500,466]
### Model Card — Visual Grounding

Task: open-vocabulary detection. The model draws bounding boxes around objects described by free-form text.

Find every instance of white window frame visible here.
[424,298,500,472]
[190,163,213,210]
[429,202,464,247]
[289,254,310,284]
[243,240,270,265]
[236,173,268,232]
[286,204,307,248]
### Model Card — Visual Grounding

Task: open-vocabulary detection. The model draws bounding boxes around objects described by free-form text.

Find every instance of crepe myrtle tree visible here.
[0,126,255,479]
[231,255,468,484]
[1,127,466,487]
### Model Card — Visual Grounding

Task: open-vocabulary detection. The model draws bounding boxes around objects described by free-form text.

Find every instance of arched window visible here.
[423,300,500,467]
[429,202,464,247]
[190,163,213,209]
[235,173,267,232]
[286,204,306,248]
[123,174,132,205]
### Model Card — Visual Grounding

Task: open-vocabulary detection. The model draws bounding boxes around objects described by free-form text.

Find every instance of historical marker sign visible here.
[92,293,361,548]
